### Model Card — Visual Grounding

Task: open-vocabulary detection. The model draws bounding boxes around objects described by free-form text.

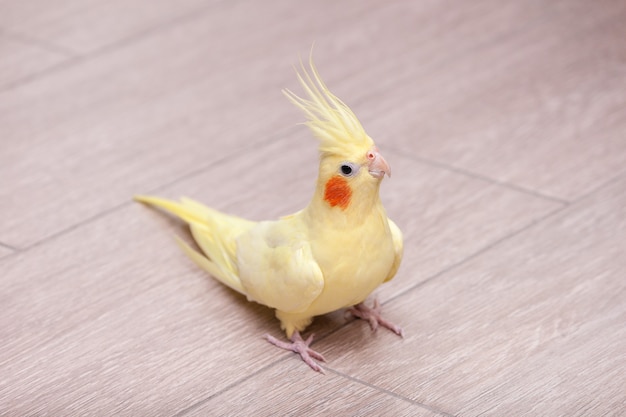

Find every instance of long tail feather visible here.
[134,195,251,295]
[174,236,244,294]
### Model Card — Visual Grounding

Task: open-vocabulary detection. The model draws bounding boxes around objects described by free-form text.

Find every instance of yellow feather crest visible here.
[283,57,374,157]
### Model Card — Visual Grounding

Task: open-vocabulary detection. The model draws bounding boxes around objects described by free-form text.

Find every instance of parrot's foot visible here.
[265,331,326,373]
[347,299,404,337]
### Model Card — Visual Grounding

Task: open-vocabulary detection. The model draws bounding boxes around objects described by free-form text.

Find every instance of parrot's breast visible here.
[305,211,396,316]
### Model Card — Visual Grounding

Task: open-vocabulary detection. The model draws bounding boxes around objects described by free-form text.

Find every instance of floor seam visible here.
[172,352,458,416]
[0,0,232,94]
[20,199,132,253]
[381,170,626,309]
[143,126,297,196]
[67,0,233,63]
[0,241,18,252]
[16,130,295,254]
[325,368,457,417]
[0,56,85,92]
[172,357,289,416]
[567,169,626,206]
[387,146,571,205]
[292,179,598,415]
[271,164,626,416]
[1,29,79,58]
[0,0,391,95]
[382,202,569,307]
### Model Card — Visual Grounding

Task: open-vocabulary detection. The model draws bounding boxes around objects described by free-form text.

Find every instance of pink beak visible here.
[367,146,391,179]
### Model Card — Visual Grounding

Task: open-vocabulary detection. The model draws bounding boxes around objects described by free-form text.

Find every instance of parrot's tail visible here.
[134,195,255,295]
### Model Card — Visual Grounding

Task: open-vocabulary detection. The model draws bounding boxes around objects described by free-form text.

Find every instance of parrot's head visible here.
[284,58,391,214]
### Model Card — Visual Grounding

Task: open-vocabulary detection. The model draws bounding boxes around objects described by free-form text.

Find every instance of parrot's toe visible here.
[265,331,326,373]
[347,299,404,338]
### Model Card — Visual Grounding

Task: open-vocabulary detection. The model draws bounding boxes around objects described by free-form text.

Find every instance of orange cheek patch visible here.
[324,176,352,210]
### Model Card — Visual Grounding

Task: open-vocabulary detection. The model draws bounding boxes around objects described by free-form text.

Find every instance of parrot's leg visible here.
[347,299,404,337]
[265,331,326,373]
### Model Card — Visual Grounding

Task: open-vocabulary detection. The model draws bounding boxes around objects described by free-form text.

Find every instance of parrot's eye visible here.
[339,162,359,177]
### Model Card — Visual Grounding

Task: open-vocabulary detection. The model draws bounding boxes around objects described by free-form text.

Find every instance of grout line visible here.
[0,0,390,95]
[0,241,18,252]
[71,0,232,60]
[285,176,604,414]
[381,170,626,309]
[20,200,132,253]
[332,0,563,118]
[355,0,620,120]
[387,146,571,205]
[143,125,297,196]
[382,202,569,307]
[1,29,79,58]
[486,181,569,205]
[567,169,626,205]
[172,357,290,416]
[0,57,85,92]
[167,170,626,417]
[325,368,458,417]
[178,155,626,417]
[169,146,620,412]
[18,129,296,253]
[173,349,457,417]
[0,0,231,94]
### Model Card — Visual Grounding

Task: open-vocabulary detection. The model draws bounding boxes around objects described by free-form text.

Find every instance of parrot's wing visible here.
[180,197,255,274]
[236,219,324,314]
[384,218,404,283]
[134,195,255,294]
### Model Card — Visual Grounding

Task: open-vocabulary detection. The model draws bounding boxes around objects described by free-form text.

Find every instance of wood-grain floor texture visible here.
[1,0,625,415]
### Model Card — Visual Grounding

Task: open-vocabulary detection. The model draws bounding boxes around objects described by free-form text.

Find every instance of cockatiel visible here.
[135,58,403,373]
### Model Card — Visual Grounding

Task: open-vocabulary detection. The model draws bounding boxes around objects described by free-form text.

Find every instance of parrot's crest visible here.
[283,58,374,157]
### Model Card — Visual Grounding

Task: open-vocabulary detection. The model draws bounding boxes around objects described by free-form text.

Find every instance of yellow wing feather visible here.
[134,195,254,294]
[384,218,404,283]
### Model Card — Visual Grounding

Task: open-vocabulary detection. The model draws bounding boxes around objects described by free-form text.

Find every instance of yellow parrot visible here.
[135,58,403,372]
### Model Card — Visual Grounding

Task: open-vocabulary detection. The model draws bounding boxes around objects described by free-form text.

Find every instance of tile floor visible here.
[1,0,625,415]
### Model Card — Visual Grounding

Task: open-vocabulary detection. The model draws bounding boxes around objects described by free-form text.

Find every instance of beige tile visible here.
[376,149,562,302]
[315,176,626,416]
[1,0,623,414]
[0,244,14,258]
[0,204,284,415]
[2,0,622,246]
[0,127,559,414]
[358,0,626,202]
[182,361,443,417]
[0,35,70,88]
[0,0,208,54]
[0,0,430,60]
[0,0,397,249]
[0,137,472,414]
